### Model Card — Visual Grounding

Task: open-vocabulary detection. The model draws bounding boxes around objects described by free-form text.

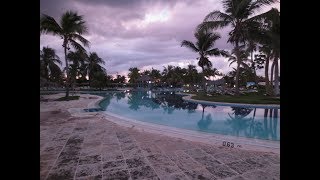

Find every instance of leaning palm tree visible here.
[40,11,90,97]
[199,0,277,95]
[40,46,62,80]
[181,29,228,92]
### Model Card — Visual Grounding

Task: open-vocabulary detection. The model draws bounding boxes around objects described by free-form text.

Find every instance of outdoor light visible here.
[170,85,173,87]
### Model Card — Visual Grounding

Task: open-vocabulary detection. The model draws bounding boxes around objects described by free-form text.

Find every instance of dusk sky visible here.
[40,0,280,80]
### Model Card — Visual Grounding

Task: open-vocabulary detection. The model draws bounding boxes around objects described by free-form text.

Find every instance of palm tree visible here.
[247,40,258,83]
[40,46,62,81]
[87,52,106,86]
[67,50,89,83]
[128,67,140,86]
[199,0,277,95]
[228,46,251,70]
[257,8,280,95]
[181,29,228,92]
[40,11,90,97]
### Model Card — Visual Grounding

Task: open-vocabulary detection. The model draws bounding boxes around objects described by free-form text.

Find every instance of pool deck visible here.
[40,93,280,180]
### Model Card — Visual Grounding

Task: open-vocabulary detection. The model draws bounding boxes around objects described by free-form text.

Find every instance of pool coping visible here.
[178,93,280,108]
[66,94,280,154]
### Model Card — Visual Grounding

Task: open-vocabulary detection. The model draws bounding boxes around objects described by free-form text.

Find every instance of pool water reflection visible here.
[96,91,280,141]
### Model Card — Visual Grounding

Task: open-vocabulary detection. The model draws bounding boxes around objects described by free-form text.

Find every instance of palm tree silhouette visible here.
[40,11,90,97]
[181,28,228,92]
[199,0,277,95]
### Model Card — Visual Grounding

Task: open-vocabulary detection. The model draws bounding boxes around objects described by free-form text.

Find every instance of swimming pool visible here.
[96,91,280,141]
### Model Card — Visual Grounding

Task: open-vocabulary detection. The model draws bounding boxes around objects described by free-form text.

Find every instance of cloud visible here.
[40,0,280,78]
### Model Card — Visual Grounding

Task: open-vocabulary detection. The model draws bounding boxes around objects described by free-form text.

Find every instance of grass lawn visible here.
[192,93,280,104]
[55,96,80,101]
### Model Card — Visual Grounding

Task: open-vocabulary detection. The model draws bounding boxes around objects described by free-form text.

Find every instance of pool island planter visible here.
[179,93,280,109]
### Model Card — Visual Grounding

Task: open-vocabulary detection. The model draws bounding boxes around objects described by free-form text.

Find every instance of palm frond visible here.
[61,11,88,35]
[228,60,236,67]
[40,14,63,36]
[70,33,90,47]
[69,39,87,53]
[251,0,278,10]
[197,21,231,31]
[181,40,199,52]
[204,10,233,22]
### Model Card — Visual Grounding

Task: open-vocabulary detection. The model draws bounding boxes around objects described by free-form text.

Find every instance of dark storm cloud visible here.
[40,0,279,78]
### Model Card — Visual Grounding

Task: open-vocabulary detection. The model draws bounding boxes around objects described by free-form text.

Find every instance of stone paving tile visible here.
[199,145,221,155]
[102,151,124,162]
[184,168,217,180]
[40,170,49,180]
[103,169,131,180]
[139,143,163,156]
[120,142,139,151]
[224,175,248,180]
[129,165,160,180]
[261,153,280,164]
[75,163,102,178]
[191,155,222,167]
[75,174,102,180]
[80,147,102,157]
[242,170,275,180]
[146,154,175,166]
[151,163,181,176]
[102,136,119,145]
[79,154,102,165]
[82,141,102,148]
[52,133,71,141]
[260,164,280,180]
[244,156,271,169]
[227,160,258,174]
[184,148,209,158]
[46,164,76,180]
[40,160,55,172]
[40,152,59,162]
[227,149,263,160]
[102,160,127,171]
[213,152,242,164]
[205,164,238,179]
[44,140,67,148]
[122,148,144,159]
[125,157,149,169]
[159,172,190,180]
[168,151,203,171]
[101,144,121,153]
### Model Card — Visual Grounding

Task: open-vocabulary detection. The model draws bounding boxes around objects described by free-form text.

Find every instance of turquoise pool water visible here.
[96,91,280,141]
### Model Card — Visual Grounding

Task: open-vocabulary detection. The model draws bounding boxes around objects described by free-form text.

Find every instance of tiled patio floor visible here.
[40,94,279,180]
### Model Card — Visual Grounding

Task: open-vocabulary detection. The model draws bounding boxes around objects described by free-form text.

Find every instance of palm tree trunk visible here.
[274,54,280,96]
[64,41,70,98]
[235,43,241,96]
[270,60,275,89]
[201,66,206,93]
[265,56,273,96]
[235,61,241,96]
[251,51,257,84]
